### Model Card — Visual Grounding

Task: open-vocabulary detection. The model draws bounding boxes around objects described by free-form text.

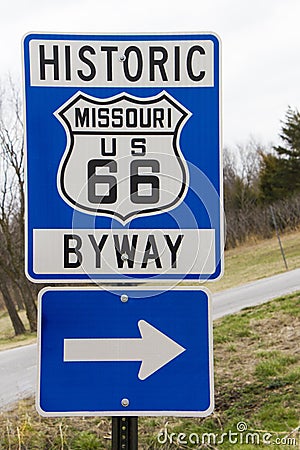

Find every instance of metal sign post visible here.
[112,417,138,450]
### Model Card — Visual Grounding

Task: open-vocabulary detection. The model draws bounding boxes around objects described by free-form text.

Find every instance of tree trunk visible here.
[12,281,25,310]
[3,267,37,333]
[0,280,26,335]
[20,280,37,332]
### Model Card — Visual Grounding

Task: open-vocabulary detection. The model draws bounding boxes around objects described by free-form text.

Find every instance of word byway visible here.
[64,233,184,269]
[33,229,216,276]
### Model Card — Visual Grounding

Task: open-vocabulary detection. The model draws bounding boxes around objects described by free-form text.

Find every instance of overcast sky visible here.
[2,0,300,148]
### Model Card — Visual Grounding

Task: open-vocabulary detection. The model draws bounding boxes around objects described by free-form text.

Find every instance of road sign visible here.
[23,32,222,282]
[37,287,213,417]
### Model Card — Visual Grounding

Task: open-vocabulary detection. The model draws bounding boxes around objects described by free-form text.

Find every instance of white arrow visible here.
[63,320,186,380]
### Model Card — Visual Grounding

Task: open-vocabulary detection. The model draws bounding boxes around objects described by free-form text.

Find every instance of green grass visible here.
[1,292,299,449]
[254,351,298,379]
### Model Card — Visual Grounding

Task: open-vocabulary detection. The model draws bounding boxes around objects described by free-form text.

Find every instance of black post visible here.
[111,417,138,450]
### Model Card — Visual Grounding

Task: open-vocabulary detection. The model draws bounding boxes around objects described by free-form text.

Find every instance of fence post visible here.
[270,206,288,270]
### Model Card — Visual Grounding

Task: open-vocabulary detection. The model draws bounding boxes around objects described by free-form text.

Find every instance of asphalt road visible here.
[0,343,36,409]
[0,268,299,410]
[213,267,300,319]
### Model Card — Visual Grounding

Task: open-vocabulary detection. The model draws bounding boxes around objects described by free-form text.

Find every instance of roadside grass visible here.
[0,292,299,449]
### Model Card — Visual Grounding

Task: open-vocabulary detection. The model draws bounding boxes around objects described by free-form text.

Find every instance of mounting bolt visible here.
[121,253,128,261]
[121,398,129,407]
[119,54,126,62]
[121,294,128,303]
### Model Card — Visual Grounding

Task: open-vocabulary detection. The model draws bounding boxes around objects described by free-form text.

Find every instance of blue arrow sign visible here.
[37,287,213,416]
[23,32,223,283]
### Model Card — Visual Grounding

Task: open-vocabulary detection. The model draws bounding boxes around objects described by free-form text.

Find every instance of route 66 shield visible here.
[55,91,191,224]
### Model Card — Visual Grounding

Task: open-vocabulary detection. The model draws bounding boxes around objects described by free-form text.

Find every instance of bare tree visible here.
[0,78,37,333]
[224,139,300,248]
[0,272,25,335]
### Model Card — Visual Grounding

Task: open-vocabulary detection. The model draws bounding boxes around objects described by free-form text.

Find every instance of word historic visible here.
[28,39,214,87]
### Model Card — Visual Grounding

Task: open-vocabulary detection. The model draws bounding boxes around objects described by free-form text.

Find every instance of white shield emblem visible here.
[55,91,191,224]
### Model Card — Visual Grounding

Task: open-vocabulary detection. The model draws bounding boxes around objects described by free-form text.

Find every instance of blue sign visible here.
[23,33,222,282]
[37,287,213,416]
